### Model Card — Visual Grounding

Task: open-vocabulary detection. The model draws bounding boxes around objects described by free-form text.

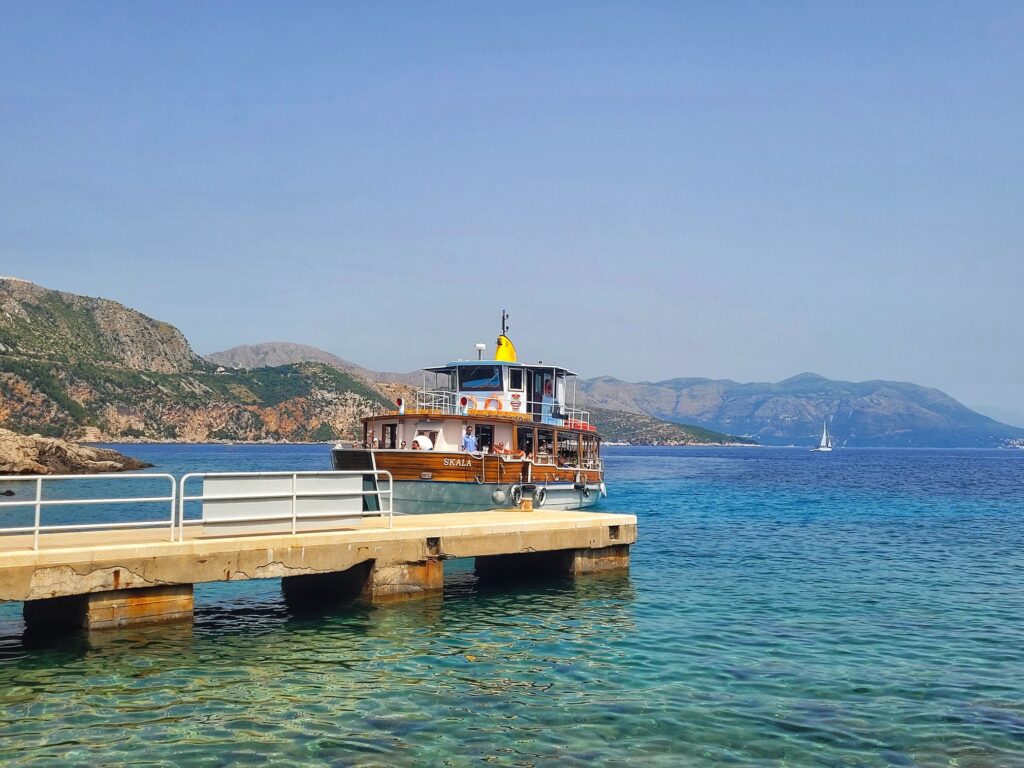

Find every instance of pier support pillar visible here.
[361,559,444,604]
[281,562,372,606]
[475,544,630,580]
[23,585,194,631]
[281,559,444,606]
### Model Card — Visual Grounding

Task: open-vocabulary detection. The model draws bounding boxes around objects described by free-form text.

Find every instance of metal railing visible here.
[177,470,393,541]
[0,470,394,550]
[405,389,594,429]
[413,389,460,413]
[0,473,177,549]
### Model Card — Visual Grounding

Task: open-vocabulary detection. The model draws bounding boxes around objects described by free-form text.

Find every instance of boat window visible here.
[582,435,600,468]
[557,431,580,467]
[536,428,555,464]
[383,423,398,449]
[475,425,494,452]
[459,365,502,392]
[516,427,534,458]
[509,368,524,391]
[415,431,438,450]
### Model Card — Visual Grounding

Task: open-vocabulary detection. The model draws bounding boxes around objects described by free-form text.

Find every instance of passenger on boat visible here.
[400,440,407,449]
[412,434,433,450]
[462,426,477,452]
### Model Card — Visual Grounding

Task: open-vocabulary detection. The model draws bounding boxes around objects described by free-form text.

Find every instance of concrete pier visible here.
[0,510,636,630]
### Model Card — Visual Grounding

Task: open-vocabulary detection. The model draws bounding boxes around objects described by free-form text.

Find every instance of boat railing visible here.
[405,389,595,430]
[0,470,394,549]
[413,388,460,414]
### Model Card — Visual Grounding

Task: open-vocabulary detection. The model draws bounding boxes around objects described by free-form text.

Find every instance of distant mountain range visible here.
[206,342,421,387]
[579,373,1024,448]
[203,343,748,445]
[0,279,741,445]
[206,343,1024,448]
[2,277,1019,447]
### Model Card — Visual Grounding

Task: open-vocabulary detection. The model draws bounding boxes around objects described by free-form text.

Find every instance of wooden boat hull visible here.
[331,448,604,514]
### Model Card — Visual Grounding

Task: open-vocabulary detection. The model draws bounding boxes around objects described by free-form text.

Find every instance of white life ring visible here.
[535,487,547,507]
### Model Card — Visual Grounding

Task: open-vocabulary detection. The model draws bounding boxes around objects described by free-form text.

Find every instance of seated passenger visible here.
[412,434,433,451]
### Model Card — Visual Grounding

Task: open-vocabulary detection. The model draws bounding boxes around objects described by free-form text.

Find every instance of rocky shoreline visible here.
[0,428,154,476]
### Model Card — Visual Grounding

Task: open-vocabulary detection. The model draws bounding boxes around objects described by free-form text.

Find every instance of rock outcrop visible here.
[0,428,153,475]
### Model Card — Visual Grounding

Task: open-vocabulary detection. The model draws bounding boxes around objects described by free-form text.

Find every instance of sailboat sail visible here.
[820,422,829,449]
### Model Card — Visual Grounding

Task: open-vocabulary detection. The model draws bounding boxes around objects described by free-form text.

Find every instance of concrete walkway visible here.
[1,509,637,629]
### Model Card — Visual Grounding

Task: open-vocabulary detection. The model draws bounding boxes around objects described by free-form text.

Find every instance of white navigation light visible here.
[475,342,486,360]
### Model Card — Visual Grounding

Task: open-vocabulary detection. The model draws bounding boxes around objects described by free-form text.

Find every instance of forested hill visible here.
[0,278,388,442]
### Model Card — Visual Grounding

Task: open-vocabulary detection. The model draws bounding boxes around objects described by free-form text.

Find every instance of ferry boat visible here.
[331,313,607,514]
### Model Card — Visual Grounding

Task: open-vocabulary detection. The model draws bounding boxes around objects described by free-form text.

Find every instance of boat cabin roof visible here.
[424,360,578,377]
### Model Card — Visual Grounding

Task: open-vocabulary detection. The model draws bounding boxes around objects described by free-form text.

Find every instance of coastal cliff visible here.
[0,278,390,442]
[0,276,200,373]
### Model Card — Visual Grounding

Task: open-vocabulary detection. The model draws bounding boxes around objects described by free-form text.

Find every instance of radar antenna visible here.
[501,309,509,336]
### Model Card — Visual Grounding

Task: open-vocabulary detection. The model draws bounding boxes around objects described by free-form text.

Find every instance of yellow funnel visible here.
[495,334,517,362]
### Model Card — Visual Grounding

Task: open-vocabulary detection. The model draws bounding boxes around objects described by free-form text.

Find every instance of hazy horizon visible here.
[2,4,1021,413]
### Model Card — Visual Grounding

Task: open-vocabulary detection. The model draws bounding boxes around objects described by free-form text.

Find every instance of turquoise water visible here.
[1,446,1023,766]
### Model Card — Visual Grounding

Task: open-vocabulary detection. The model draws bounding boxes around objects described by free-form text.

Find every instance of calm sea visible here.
[1,445,1023,767]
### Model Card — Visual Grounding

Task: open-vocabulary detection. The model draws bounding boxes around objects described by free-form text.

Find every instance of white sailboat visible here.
[811,420,833,452]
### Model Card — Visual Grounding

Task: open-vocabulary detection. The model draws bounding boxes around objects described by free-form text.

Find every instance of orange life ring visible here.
[463,396,479,411]
[483,396,502,411]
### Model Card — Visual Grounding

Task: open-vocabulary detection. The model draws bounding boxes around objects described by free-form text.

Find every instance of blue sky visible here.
[1,2,1022,418]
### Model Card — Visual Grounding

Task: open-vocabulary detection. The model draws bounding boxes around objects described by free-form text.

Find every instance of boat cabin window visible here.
[382,423,398,449]
[516,426,534,458]
[458,365,502,392]
[582,434,600,468]
[557,431,580,467]
[433,369,455,390]
[509,368,524,391]
[415,430,438,450]
[536,428,555,464]
[475,424,494,452]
